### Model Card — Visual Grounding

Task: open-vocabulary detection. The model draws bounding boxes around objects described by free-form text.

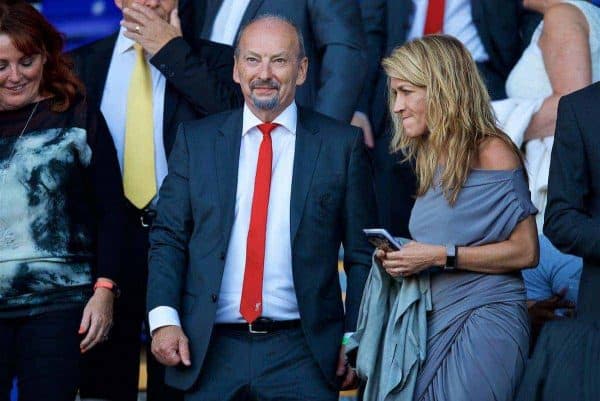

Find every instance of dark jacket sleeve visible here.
[147,125,193,312]
[307,0,367,122]
[356,0,387,116]
[150,37,243,116]
[87,105,125,283]
[342,129,378,331]
[544,96,600,264]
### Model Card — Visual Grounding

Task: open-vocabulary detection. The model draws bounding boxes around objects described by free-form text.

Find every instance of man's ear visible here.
[233,57,240,84]
[295,57,308,86]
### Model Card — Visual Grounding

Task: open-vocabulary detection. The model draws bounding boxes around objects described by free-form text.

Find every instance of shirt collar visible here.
[115,27,137,55]
[242,101,298,137]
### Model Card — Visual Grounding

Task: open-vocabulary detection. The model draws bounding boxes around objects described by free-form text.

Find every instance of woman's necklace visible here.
[0,101,40,249]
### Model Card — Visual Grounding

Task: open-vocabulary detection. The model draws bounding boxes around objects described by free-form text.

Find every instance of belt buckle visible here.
[140,209,156,228]
[248,322,268,334]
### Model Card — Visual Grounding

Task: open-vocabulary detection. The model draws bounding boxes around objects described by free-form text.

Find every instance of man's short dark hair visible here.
[234,14,306,61]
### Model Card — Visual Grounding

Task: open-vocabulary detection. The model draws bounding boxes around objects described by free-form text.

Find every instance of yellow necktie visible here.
[123,44,156,209]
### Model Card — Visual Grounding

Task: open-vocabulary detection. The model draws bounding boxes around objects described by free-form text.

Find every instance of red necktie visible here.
[240,122,278,323]
[424,0,445,35]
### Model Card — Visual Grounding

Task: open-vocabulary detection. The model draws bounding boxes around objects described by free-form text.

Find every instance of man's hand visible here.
[336,345,358,390]
[351,111,375,149]
[122,4,182,56]
[151,325,191,367]
[527,292,576,326]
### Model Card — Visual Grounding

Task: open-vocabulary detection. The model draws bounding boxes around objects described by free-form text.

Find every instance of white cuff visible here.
[148,306,181,335]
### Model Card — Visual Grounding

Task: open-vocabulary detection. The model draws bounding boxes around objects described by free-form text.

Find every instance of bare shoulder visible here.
[543,3,588,33]
[475,136,522,171]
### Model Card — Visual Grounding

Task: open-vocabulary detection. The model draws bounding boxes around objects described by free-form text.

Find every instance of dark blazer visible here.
[71,34,243,156]
[545,82,600,320]
[180,0,366,123]
[147,107,377,390]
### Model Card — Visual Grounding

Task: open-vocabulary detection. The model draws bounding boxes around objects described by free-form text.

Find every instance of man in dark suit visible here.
[71,1,242,400]
[354,0,539,238]
[515,82,600,401]
[544,81,600,321]
[178,0,366,124]
[147,15,377,401]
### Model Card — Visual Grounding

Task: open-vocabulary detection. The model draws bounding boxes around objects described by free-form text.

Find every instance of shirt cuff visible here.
[148,306,181,335]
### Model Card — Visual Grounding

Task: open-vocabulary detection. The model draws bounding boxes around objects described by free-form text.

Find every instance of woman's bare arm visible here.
[525,3,591,141]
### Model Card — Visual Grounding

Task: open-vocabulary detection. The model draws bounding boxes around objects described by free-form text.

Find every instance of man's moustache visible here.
[250,80,280,90]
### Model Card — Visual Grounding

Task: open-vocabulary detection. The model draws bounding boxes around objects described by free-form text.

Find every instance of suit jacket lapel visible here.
[387,0,412,53]
[290,108,321,243]
[201,0,225,38]
[215,109,243,245]
[78,34,117,110]
[237,0,266,35]
[162,83,180,156]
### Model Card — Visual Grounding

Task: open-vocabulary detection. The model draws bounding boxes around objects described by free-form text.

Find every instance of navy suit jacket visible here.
[545,82,600,320]
[147,106,377,390]
[180,0,366,123]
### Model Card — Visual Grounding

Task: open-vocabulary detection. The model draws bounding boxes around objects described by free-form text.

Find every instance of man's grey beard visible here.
[252,94,280,110]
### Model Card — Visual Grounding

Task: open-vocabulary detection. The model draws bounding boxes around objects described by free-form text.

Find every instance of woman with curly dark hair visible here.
[0,1,124,400]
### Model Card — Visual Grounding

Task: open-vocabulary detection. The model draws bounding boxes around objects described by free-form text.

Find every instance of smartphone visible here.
[363,228,403,252]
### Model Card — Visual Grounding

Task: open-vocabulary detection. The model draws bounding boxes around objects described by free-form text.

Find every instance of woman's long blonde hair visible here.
[382,35,520,205]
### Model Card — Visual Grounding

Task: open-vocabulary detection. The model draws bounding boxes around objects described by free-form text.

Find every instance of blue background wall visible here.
[41,0,121,50]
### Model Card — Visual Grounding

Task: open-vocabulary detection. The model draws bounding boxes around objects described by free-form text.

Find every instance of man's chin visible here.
[252,95,279,111]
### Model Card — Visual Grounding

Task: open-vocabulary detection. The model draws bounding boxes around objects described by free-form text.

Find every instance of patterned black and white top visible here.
[0,96,124,317]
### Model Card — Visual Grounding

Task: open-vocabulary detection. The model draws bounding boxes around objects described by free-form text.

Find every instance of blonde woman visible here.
[373,36,539,401]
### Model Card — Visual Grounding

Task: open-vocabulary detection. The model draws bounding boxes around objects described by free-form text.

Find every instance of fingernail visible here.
[78,326,84,334]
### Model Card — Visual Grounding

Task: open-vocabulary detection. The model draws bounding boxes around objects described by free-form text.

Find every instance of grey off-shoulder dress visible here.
[408,168,537,401]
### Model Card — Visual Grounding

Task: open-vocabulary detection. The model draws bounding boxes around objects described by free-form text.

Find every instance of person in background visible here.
[493,0,599,340]
[522,235,580,344]
[0,1,124,400]
[147,15,376,401]
[179,0,366,124]
[502,0,599,228]
[363,35,538,401]
[515,82,600,401]
[70,0,242,400]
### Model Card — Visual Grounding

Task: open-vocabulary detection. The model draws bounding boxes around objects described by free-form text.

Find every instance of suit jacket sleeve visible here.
[544,96,600,264]
[147,124,193,312]
[86,104,125,283]
[307,0,367,122]
[356,0,387,116]
[342,130,378,331]
[150,37,243,116]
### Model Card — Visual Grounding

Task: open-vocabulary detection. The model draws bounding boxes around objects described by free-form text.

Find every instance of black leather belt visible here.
[140,208,156,228]
[215,318,301,334]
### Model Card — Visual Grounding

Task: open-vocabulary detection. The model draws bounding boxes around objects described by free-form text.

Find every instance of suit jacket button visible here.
[220,252,226,261]
[211,294,218,303]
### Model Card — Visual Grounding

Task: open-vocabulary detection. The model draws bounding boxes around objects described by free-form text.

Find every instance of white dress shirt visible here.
[100,28,169,197]
[148,102,300,332]
[210,0,251,45]
[407,0,489,62]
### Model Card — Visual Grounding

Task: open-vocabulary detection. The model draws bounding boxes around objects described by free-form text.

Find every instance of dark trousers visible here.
[79,203,182,401]
[185,326,337,401]
[0,308,82,401]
